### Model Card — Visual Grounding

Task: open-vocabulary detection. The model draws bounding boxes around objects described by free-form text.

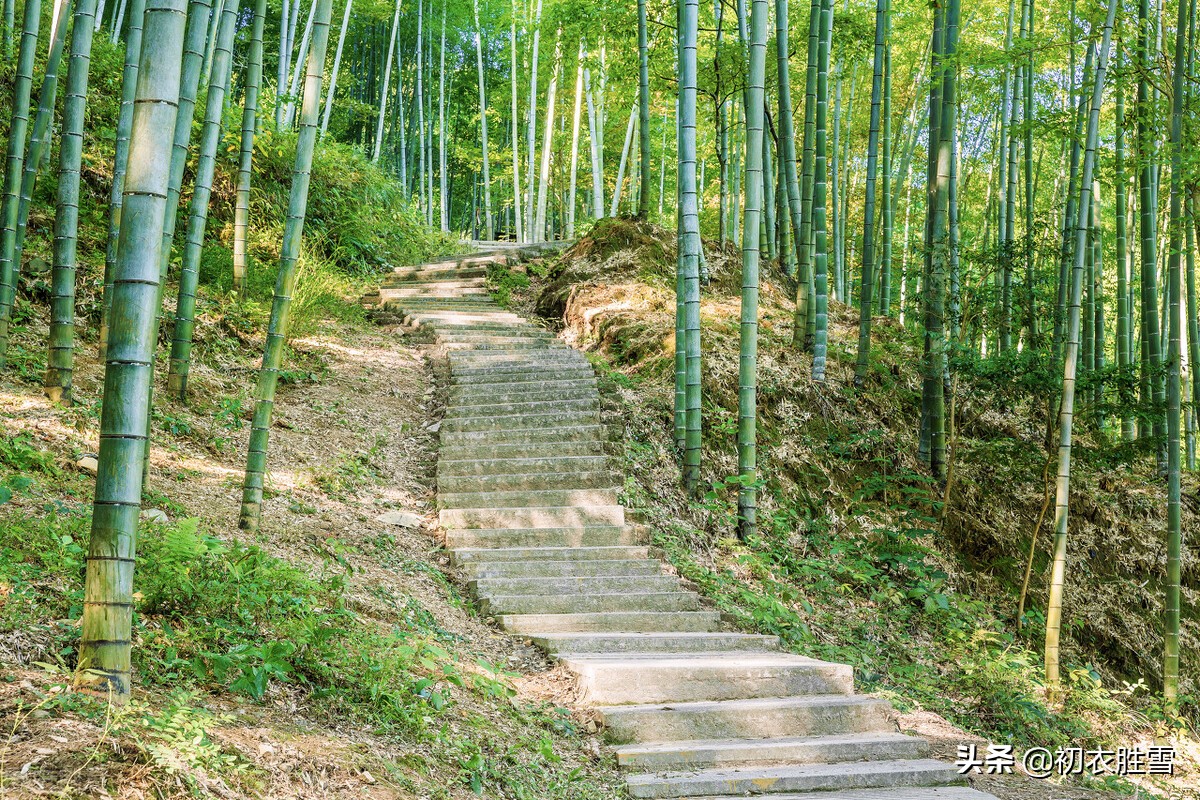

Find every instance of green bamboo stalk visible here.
[1116,50,1133,441]
[165,0,241,399]
[12,0,71,272]
[1162,0,1188,706]
[680,0,701,494]
[854,0,886,386]
[0,0,43,370]
[737,0,767,537]
[1021,0,1035,344]
[99,0,147,360]
[790,0,820,348]
[1044,0,1117,689]
[878,0,892,315]
[44,0,100,401]
[777,0,803,286]
[75,0,187,700]
[809,0,831,381]
[240,0,333,533]
[232,0,267,291]
[1137,0,1162,445]
[636,0,650,218]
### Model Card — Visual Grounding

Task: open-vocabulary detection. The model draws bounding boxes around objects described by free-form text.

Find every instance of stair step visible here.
[381,278,487,291]
[463,559,661,578]
[624,759,963,799]
[391,266,487,281]
[530,632,780,655]
[450,546,650,565]
[439,441,606,461]
[439,487,620,511]
[675,788,996,800]
[613,732,929,771]
[445,397,599,418]
[444,525,644,549]
[482,591,702,615]
[438,455,610,476]
[449,385,600,404]
[383,287,490,299]
[499,611,723,635]
[473,575,680,596]
[439,425,606,447]
[440,410,601,432]
[450,367,596,383]
[600,695,893,745]
[439,503,625,530]
[561,653,854,704]
[437,470,617,493]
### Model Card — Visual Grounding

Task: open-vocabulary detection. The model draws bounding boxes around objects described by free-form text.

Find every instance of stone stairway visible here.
[375,250,997,800]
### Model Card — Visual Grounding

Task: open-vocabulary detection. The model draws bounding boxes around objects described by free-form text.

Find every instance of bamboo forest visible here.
[1,0,1199,794]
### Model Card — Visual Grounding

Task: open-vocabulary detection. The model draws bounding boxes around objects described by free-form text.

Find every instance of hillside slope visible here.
[502,217,1199,799]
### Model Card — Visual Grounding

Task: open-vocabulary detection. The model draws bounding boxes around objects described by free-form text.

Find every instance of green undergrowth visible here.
[0,432,621,799]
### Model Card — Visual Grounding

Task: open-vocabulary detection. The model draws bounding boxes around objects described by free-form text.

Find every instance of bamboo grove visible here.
[0,0,1192,708]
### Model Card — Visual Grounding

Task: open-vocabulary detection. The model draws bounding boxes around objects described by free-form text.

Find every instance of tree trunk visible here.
[12,0,71,274]
[737,0,767,536]
[610,99,637,217]
[854,0,886,386]
[99,0,145,359]
[636,0,650,218]
[74,0,188,700]
[790,0,820,348]
[44,0,100,400]
[240,0,333,533]
[319,0,350,141]
[524,0,543,240]
[534,30,561,240]
[438,0,447,230]
[233,0,267,290]
[810,0,832,380]
[371,0,398,162]
[474,0,492,238]
[511,12,523,240]
[166,0,242,399]
[680,0,701,493]
[1044,0,1117,691]
[0,0,45,370]
[566,38,585,239]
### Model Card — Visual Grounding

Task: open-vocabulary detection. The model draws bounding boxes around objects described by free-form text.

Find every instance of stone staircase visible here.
[375,250,997,800]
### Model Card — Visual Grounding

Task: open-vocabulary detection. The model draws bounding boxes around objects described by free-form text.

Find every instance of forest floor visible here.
[0,308,624,799]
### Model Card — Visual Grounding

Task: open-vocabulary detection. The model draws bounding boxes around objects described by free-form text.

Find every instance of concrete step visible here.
[499,611,723,635]
[450,379,598,400]
[449,385,600,404]
[444,525,646,549]
[380,278,487,291]
[463,559,661,578]
[473,574,679,597]
[391,265,487,280]
[407,312,523,326]
[481,591,702,616]
[450,546,650,565]
[600,695,893,744]
[382,286,490,299]
[439,410,597,434]
[439,504,625,530]
[624,759,963,799]
[438,454,610,476]
[443,341,569,352]
[437,469,617,493]
[677,788,997,800]
[439,441,606,462]
[613,732,929,772]
[561,653,854,704]
[439,425,606,447]
[439,487,620,511]
[450,348,584,361]
[437,330,555,341]
[530,632,780,656]
[444,397,598,419]
[450,368,596,385]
